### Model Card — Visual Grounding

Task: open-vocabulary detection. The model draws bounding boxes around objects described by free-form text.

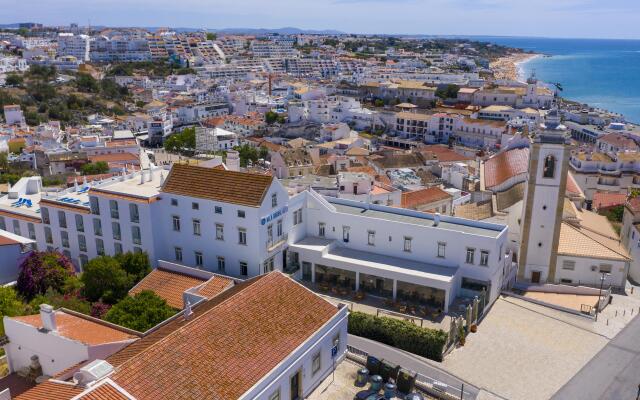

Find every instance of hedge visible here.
[348,311,448,362]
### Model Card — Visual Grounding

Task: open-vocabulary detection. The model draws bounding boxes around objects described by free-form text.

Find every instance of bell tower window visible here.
[543,155,556,178]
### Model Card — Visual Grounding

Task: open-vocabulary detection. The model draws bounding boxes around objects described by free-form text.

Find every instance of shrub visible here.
[105,290,177,332]
[115,252,151,284]
[16,251,75,300]
[0,286,27,335]
[347,311,448,362]
[27,288,91,315]
[90,301,112,319]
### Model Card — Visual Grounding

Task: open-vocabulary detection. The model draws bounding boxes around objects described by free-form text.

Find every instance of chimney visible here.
[148,168,153,182]
[226,150,240,172]
[139,170,145,185]
[183,300,193,320]
[39,304,57,332]
[434,212,441,227]
[159,171,165,187]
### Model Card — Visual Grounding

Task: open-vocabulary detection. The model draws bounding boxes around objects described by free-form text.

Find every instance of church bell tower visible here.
[518,109,571,284]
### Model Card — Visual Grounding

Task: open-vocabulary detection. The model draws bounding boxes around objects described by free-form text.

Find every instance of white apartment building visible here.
[57,33,90,62]
[3,105,26,127]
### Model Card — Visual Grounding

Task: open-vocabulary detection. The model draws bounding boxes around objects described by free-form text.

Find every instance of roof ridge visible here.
[110,273,269,372]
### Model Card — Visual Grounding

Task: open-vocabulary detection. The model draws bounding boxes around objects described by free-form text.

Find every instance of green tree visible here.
[206,32,217,41]
[163,127,195,155]
[374,99,384,107]
[81,161,109,176]
[0,286,27,335]
[27,288,91,315]
[264,111,278,124]
[435,84,460,100]
[105,290,177,332]
[81,256,132,304]
[16,251,75,300]
[115,252,151,284]
[76,73,100,93]
[5,74,23,86]
[233,144,259,167]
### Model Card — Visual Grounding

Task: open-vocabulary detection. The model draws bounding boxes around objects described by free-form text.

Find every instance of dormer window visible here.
[543,155,556,178]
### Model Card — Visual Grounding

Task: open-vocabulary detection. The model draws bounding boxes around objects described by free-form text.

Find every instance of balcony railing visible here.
[266,233,288,252]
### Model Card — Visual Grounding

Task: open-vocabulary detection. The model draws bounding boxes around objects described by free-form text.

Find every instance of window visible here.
[437,242,446,257]
[238,228,247,245]
[217,256,225,272]
[271,193,278,208]
[13,220,20,236]
[599,264,612,273]
[129,203,139,223]
[267,224,273,244]
[237,210,245,218]
[93,218,102,236]
[44,227,53,244]
[240,261,248,276]
[195,251,203,267]
[112,222,121,240]
[90,197,100,215]
[216,223,224,240]
[27,223,36,240]
[543,155,556,178]
[562,260,576,270]
[174,247,183,262]
[466,248,475,264]
[61,231,69,248]
[318,223,326,237]
[41,208,50,224]
[192,202,199,210]
[75,214,84,232]
[342,226,350,242]
[312,352,321,375]
[114,242,123,255]
[293,209,303,225]
[215,206,222,214]
[368,231,375,246]
[268,390,280,400]
[263,257,275,273]
[405,237,413,252]
[480,250,489,266]
[171,198,178,206]
[193,219,201,236]
[277,219,283,237]
[78,235,87,252]
[133,247,142,254]
[172,215,181,232]
[58,210,67,228]
[132,225,141,245]
[110,200,119,219]
[96,238,105,256]
[79,254,88,268]
[0,217,5,231]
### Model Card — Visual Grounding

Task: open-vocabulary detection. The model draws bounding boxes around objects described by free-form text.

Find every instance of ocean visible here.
[464,37,640,123]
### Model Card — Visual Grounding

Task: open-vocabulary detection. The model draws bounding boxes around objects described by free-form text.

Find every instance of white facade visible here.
[57,33,90,62]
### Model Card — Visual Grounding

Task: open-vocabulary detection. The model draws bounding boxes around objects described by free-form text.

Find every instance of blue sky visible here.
[1,0,638,39]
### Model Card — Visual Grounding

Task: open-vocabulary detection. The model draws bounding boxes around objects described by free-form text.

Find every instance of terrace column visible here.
[355,272,360,291]
[392,280,397,301]
[311,264,316,283]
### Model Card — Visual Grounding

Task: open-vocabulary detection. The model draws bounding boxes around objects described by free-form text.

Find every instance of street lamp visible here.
[595,271,610,322]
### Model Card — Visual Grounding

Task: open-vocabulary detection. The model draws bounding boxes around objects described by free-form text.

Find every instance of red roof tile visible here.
[129,269,207,309]
[14,381,83,400]
[593,192,627,210]
[401,187,452,209]
[484,148,529,189]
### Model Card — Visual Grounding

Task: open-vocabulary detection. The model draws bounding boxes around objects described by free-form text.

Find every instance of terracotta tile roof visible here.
[558,221,630,261]
[566,172,583,198]
[78,382,129,400]
[14,380,83,400]
[12,311,138,346]
[598,133,638,150]
[110,272,338,400]
[626,197,640,214]
[161,164,274,207]
[401,187,452,209]
[419,145,473,162]
[454,201,493,220]
[0,232,20,246]
[495,182,525,211]
[593,192,627,210]
[196,276,234,299]
[484,148,529,188]
[129,269,206,309]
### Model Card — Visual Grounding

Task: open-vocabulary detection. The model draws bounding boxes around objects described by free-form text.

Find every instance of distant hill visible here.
[208,27,345,35]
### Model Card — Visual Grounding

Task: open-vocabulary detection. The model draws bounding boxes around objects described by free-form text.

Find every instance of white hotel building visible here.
[0,164,510,313]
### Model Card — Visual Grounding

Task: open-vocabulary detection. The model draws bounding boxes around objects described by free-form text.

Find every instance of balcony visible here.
[266,233,288,253]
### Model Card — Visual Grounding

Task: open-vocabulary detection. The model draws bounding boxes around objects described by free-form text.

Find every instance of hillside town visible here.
[0,23,639,400]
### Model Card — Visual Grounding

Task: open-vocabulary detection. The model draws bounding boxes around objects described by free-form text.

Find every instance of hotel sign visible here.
[261,206,288,225]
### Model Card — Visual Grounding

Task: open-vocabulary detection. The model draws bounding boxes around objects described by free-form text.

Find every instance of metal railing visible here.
[265,233,288,252]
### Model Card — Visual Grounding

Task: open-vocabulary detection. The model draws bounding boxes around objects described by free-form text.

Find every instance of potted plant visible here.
[458,326,466,346]
[470,324,478,333]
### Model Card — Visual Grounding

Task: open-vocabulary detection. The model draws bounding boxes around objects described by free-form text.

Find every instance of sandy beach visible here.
[490,53,540,82]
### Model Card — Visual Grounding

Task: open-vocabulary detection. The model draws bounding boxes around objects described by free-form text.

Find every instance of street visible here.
[553,312,640,400]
